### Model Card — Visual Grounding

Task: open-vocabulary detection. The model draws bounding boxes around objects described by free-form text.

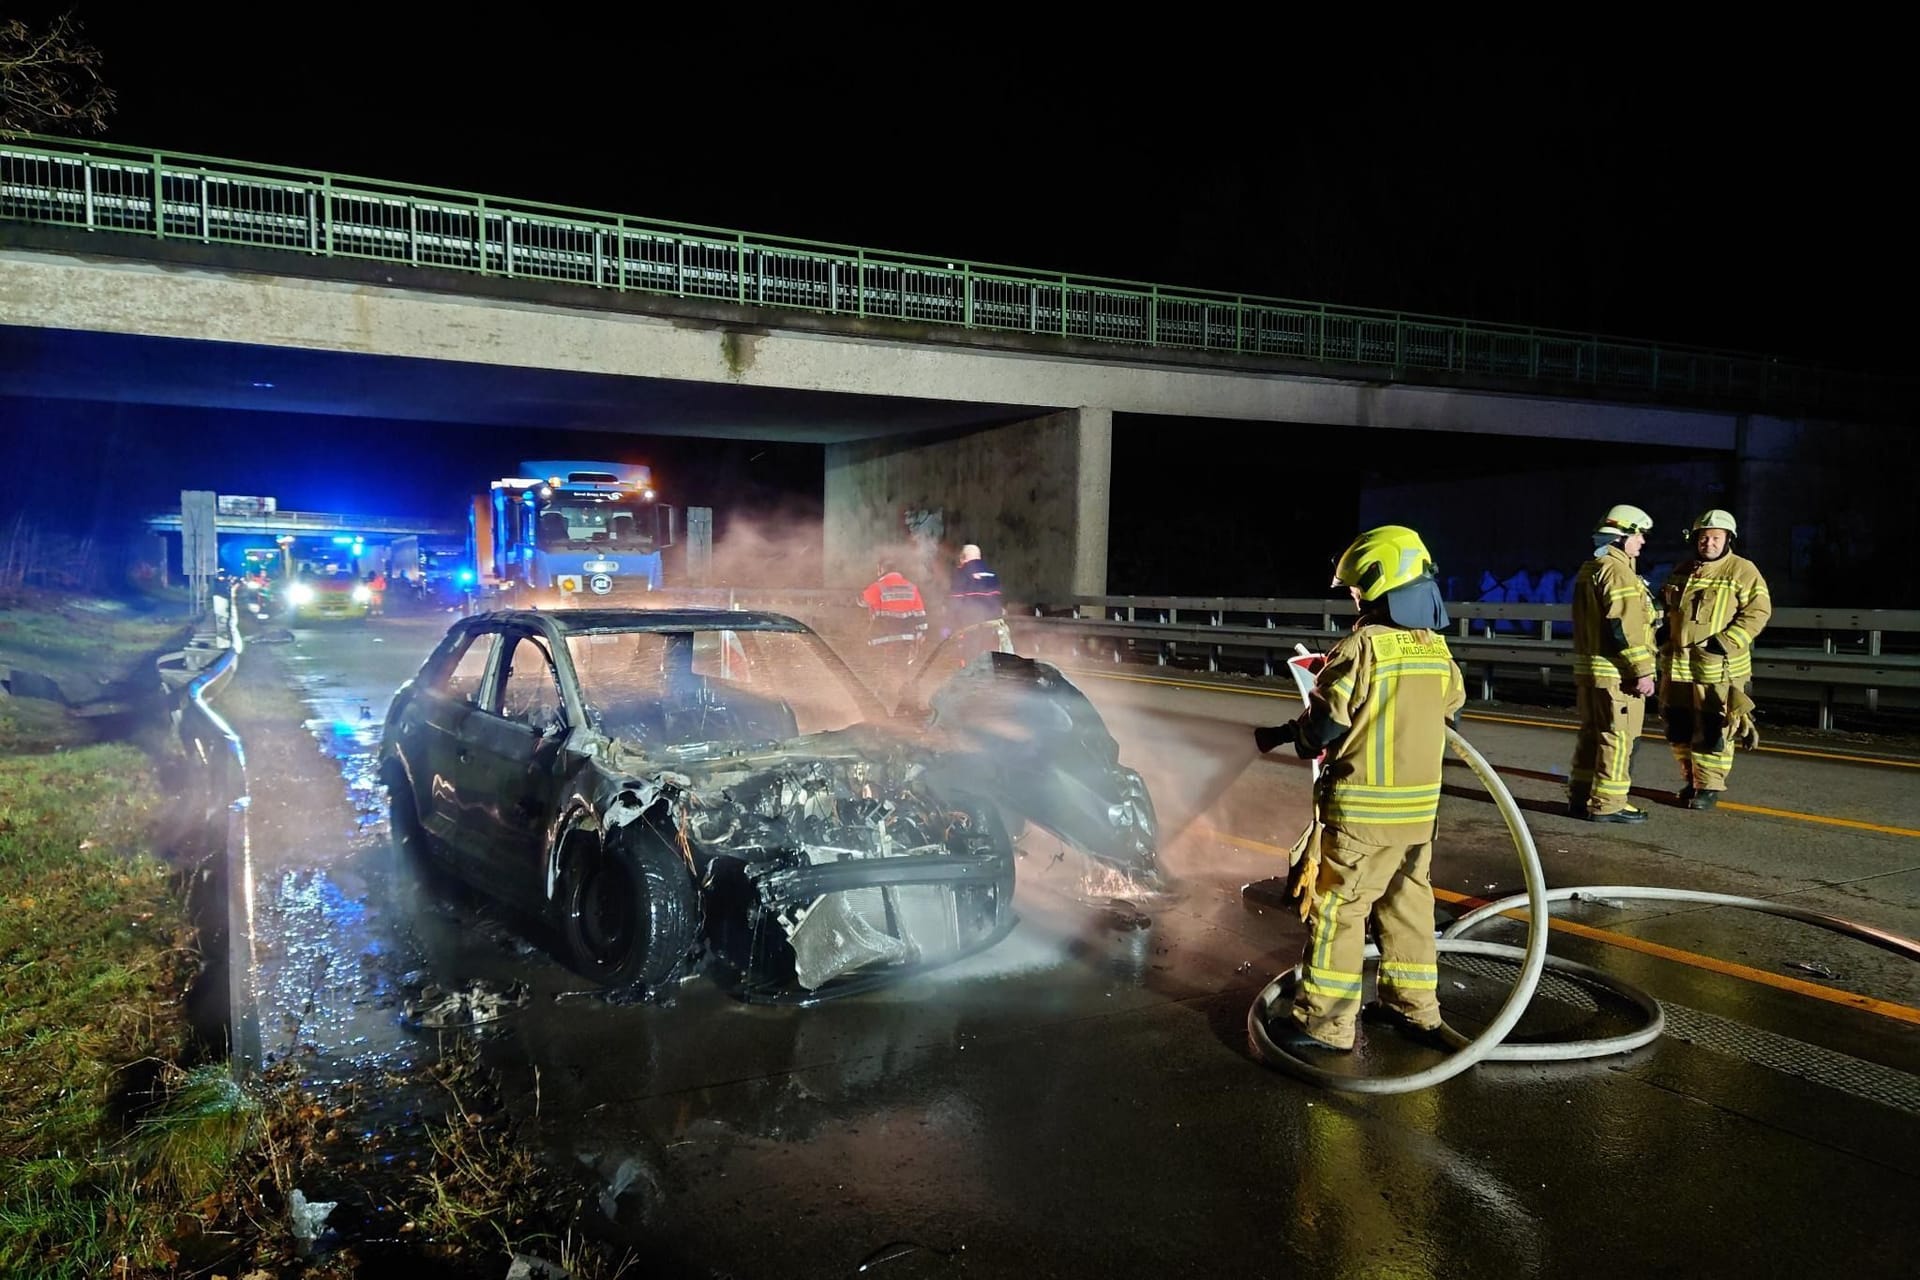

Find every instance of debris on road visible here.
[404,979,531,1028]
[289,1187,337,1243]
[1786,960,1839,980]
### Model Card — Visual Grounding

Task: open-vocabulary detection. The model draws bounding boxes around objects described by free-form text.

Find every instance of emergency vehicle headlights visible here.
[539,486,553,498]
[642,488,655,501]
[287,584,315,605]
[352,585,373,603]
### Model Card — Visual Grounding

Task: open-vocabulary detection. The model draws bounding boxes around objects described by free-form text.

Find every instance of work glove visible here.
[1704,635,1728,657]
[1254,723,1297,754]
[1727,687,1761,751]
[1284,819,1323,924]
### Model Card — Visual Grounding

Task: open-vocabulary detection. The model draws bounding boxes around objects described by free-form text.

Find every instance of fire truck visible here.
[468,461,677,605]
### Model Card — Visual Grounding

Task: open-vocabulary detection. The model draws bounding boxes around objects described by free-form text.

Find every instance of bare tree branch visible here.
[0,11,115,137]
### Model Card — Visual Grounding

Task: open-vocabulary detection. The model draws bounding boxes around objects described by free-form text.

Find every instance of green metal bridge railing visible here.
[0,134,1861,409]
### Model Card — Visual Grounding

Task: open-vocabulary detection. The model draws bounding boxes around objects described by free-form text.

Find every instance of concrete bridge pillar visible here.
[823,406,1112,602]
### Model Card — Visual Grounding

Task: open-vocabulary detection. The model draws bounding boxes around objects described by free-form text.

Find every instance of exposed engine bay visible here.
[665,747,1010,993]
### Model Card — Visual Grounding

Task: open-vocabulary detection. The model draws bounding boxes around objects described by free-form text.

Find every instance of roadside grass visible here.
[0,694,71,756]
[0,586,190,754]
[407,1039,638,1279]
[0,743,199,1276]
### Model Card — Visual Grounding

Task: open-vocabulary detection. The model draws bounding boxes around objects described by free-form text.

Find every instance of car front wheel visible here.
[559,831,697,988]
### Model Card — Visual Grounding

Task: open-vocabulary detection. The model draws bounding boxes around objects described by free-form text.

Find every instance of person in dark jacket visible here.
[946,543,1003,633]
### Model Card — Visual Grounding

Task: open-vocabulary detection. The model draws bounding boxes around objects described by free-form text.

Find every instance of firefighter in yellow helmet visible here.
[1659,509,1772,809]
[1252,526,1466,1054]
[1568,505,1658,822]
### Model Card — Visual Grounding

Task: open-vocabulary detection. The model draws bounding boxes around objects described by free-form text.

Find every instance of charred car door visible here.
[399,626,499,852]
[462,629,572,905]
[902,636,1159,883]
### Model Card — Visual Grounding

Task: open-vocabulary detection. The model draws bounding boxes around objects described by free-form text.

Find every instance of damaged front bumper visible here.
[755,852,1017,1001]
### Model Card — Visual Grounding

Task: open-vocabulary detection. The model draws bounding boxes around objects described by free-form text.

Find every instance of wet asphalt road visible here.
[252,610,1920,1278]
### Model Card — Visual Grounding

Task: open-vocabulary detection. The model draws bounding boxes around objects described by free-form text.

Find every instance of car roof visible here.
[469,607,812,635]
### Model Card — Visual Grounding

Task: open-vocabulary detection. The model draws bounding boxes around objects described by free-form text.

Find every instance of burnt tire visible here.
[559,831,698,988]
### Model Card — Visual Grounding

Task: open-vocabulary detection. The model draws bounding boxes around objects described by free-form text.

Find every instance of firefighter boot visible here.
[1361,1002,1459,1052]
[1268,1015,1354,1056]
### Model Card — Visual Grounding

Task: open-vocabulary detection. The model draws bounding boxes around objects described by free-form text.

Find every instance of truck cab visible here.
[471,461,676,605]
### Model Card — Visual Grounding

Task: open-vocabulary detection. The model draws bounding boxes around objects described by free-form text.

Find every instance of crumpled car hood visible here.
[576,653,1156,999]
[918,651,1159,881]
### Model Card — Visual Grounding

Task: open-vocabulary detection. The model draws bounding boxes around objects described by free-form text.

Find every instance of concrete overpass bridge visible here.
[140,507,465,582]
[2,135,1906,601]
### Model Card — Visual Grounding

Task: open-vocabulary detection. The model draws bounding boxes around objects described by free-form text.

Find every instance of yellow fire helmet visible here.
[1332,525,1438,602]
[1690,509,1738,537]
[1596,504,1654,537]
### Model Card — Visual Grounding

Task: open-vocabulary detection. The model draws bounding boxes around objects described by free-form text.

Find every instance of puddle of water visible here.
[250,661,444,1106]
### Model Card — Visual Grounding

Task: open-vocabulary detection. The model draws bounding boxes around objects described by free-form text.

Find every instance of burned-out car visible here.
[378,609,1157,1003]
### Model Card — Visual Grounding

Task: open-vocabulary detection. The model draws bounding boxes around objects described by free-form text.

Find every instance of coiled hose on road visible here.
[1247,726,1920,1094]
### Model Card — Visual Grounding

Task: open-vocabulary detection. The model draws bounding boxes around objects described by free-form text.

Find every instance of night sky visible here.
[4,14,1908,594]
[49,19,1904,369]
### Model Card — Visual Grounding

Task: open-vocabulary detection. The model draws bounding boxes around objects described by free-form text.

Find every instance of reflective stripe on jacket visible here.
[1659,553,1771,684]
[948,560,1002,626]
[1572,545,1656,683]
[862,572,928,642]
[1313,623,1466,843]
[861,573,927,618]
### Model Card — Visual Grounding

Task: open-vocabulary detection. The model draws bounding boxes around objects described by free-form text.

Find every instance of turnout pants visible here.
[1663,679,1736,793]
[1293,828,1441,1048]
[864,628,922,694]
[1570,679,1645,815]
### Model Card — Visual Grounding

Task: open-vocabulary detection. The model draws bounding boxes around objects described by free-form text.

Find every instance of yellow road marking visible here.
[1063,666,1920,835]
[1203,826,1920,1027]
[1462,710,1920,770]
[1445,763,1920,840]
[1709,802,1920,838]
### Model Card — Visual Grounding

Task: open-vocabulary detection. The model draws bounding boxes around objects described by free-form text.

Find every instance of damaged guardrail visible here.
[160,589,261,1078]
[1016,596,1920,730]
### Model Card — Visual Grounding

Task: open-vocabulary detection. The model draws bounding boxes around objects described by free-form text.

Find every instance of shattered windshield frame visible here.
[562,621,889,756]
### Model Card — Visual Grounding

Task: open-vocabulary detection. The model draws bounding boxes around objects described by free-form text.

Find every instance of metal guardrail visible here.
[169,590,261,1079]
[1016,596,1920,731]
[0,134,1884,412]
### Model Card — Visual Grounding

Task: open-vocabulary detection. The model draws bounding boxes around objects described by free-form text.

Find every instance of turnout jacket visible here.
[1300,622,1466,844]
[1572,544,1656,684]
[860,572,928,642]
[1660,553,1772,685]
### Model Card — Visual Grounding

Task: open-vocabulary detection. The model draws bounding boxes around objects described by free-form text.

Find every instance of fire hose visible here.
[1246,659,1920,1094]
